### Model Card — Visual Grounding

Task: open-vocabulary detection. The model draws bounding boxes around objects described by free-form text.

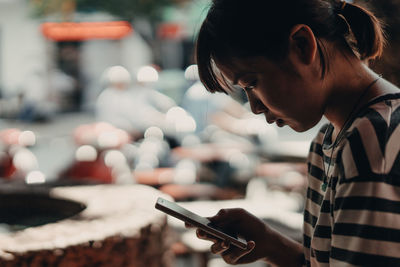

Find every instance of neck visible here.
[323,60,381,140]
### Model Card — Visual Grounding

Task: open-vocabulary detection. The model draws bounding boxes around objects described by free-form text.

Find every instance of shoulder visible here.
[340,94,400,176]
[359,94,400,127]
[96,89,114,102]
[348,94,400,145]
[98,88,120,98]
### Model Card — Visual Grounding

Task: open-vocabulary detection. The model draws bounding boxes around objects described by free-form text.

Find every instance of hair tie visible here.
[340,1,347,10]
[335,1,347,14]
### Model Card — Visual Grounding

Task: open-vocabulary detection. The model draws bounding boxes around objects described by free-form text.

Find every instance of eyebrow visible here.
[232,73,244,85]
[232,72,256,85]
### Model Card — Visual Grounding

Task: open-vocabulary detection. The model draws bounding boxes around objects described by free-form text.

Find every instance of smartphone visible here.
[155,197,247,249]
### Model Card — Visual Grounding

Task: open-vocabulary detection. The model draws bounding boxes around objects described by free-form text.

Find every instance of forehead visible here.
[215,62,237,83]
[215,56,266,83]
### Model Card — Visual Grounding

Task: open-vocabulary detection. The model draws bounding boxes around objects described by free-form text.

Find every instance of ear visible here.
[288,24,317,65]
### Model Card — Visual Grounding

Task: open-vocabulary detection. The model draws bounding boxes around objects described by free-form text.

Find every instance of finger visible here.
[184,222,193,228]
[210,240,230,255]
[208,208,244,228]
[208,209,237,230]
[208,209,229,223]
[196,229,219,243]
[222,241,256,264]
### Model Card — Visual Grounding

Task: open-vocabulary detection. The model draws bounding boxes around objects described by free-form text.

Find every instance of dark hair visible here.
[195,0,386,93]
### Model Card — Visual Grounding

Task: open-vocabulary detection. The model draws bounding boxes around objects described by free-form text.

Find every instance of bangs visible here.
[195,19,239,94]
[206,58,238,94]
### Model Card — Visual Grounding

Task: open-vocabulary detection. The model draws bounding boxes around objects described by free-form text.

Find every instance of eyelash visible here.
[242,80,257,92]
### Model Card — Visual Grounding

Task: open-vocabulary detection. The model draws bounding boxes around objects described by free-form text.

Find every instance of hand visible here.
[186,208,271,265]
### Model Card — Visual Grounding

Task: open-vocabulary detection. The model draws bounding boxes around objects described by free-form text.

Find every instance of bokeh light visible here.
[136,66,159,83]
[18,131,36,147]
[75,145,97,162]
[25,170,46,184]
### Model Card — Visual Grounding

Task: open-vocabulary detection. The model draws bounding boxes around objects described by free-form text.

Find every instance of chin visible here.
[290,125,307,132]
[289,122,315,133]
[301,118,324,132]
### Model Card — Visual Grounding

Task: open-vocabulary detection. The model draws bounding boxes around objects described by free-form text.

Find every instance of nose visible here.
[247,93,266,115]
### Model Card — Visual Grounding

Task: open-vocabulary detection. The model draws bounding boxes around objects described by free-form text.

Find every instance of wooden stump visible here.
[0,185,174,267]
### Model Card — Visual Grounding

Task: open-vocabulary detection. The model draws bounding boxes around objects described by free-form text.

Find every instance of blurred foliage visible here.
[76,0,180,21]
[30,0,188,22]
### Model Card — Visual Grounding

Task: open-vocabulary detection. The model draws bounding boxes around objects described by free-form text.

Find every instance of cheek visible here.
[257,86,290,113]
[292,102,324,129]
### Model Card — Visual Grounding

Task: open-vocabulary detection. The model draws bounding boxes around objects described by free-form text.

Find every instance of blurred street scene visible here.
[0,0,399,266]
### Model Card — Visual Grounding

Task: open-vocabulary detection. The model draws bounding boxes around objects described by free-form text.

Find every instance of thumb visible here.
[230,241,256,265]
[209,209,229,223]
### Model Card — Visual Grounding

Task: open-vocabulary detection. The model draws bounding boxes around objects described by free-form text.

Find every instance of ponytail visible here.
[340,2,386,60]
[195,0,387,93]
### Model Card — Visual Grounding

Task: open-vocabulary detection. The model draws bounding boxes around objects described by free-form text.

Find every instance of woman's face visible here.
[217,56,325,132]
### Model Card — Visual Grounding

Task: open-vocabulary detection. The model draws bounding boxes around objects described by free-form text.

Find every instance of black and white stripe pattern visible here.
[303,94,400,266]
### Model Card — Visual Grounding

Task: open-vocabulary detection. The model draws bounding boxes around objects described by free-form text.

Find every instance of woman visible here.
[190,0,400,266]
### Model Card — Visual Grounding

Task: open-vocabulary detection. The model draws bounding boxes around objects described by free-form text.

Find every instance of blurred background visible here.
[0,0,399,266]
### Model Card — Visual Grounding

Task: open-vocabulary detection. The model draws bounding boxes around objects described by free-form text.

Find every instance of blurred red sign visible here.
[41,21,133,41]
[157,23,183,39]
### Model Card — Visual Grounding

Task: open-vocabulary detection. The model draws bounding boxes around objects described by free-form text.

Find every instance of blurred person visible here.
[0,134,16,179]
[59,122,132,184]
[47,67,76,112]
[188,0,400,266]
[182,65,250,135]
[18,69,56,122]
[96,65,176,140]
[0,129,38,180]
[0,93,23,119]
[0,68,73,120]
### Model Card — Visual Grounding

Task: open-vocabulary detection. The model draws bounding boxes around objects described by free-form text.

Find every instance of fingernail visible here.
[196,229,203,237]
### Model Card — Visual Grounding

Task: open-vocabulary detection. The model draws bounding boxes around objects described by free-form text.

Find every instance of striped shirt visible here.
[303,93,400,266]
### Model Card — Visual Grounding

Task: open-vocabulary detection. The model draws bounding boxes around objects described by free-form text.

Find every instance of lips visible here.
[266,116,285,127]
[266,118,275,124]
[276,119,285,127]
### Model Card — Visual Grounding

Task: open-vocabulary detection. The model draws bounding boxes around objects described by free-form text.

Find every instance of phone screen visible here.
[155,197,247,249]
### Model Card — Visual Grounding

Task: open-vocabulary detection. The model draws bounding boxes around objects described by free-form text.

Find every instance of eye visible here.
[242,80,257,92]
[243,85,255,91]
